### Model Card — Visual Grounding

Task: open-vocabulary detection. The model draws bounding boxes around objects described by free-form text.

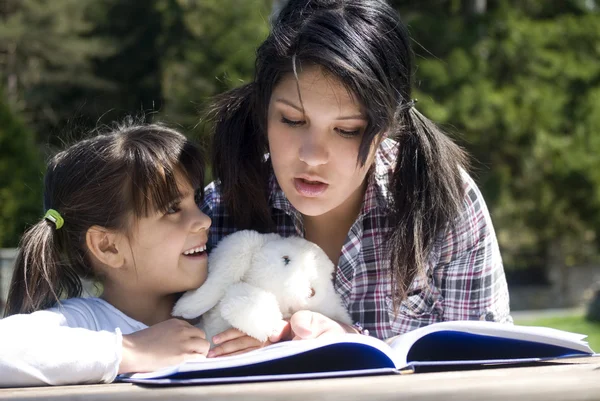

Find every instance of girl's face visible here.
[267,65,379,218]
[122,177,212,297]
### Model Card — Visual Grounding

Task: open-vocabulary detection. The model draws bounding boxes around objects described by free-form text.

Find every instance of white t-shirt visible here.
[0,297,147,387]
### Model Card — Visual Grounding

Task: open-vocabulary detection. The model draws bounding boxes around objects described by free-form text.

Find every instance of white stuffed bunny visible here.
[172,230,352,344]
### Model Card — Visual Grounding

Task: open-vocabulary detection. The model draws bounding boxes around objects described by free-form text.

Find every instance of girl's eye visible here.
[335,128,361,138]
[166,203,181,215]
[281,116,305,127]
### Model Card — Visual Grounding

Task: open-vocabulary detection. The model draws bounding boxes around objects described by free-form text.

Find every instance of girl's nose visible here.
[298,129,329,166]
[191,207,211,232]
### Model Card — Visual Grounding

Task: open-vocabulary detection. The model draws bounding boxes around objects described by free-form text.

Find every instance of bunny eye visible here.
[309,287,316,298]
[282,255,291,265]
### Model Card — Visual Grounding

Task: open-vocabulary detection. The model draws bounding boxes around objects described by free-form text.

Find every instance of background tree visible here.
[158,0,271,131]
[392,0,600,279]
[87,0,184,131]
[1,0,600,286]
[0,91,43,247]
[0,0,114,145]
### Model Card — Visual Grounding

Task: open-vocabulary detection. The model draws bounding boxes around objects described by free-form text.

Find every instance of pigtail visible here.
[4,219,81,316]
[209,83,272,231]
[4,122,206,317]
[387,106,469,305]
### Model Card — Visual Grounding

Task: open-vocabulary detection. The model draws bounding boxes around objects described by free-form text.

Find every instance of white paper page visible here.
[386,321,593,367]
[125,333,397,379]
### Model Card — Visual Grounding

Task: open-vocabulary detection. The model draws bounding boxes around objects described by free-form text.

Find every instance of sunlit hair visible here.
[208,0,468,304]
[4,121,205,316]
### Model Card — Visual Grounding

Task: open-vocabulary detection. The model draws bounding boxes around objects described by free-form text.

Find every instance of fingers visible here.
[289,310,346,340]
[169,318,207,340]
[209,322,292,357]
[186,326,207,340]
[211,327,246,345]
[210,328,264,357]
[120,319,211,373]
[202,311,348,360]
[185,336,211,356]
[168,319,210,355]
[289,310,316,338]
[268,320,292,343]
[209,335,269,357]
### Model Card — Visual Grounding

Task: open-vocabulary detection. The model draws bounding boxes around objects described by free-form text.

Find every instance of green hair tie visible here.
[44,209,64,229]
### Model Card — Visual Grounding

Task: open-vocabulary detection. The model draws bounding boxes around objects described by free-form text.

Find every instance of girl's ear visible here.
[86,226,126,269]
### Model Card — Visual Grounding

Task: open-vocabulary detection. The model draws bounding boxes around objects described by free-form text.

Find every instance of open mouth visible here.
[182,245,207,257]
[294,178,329,197]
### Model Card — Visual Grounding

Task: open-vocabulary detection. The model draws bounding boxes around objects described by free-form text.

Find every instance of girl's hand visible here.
[208,311,355,357]
[119,318,210,374]
[208,320,289,357]
[270,310,356,342]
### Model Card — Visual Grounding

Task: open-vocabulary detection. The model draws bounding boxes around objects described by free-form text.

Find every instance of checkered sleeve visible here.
[434,171,513,324]
[200,181,240,251]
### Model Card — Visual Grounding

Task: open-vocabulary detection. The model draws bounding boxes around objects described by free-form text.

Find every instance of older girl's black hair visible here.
[209,0,468,304]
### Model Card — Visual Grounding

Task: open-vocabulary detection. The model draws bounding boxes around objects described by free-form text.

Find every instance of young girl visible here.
[203,0,513,356]
[0,122,240,387]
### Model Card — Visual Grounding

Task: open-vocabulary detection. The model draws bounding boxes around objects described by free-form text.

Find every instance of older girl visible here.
[202,0,512,356]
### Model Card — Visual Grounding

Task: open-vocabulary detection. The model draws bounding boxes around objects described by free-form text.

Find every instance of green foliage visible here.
[88,0,173,129]
[2,0,600,276]
[394,1,600,271]
[0,0,270,142]
[0,0,115,143]
[159,0,271,132]
[0,94,43,247]
[0,0,270,246]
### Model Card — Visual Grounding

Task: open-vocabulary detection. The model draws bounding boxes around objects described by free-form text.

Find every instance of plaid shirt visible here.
[201,139,512,340]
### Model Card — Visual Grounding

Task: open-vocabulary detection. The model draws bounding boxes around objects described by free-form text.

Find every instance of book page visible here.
[124,333,398,380]
[386,321,593,367]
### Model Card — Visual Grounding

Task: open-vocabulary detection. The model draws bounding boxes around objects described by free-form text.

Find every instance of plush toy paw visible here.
[220,282,284,342]
[172,291,203,319]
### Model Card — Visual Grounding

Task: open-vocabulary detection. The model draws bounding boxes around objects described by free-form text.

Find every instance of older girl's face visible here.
[267,65,379,218]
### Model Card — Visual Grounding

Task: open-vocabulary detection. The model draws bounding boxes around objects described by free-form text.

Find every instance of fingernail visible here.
[207,350,216,357]
[212,336,220,344]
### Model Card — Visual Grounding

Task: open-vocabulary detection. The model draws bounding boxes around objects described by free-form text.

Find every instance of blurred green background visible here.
[1,0,600,297]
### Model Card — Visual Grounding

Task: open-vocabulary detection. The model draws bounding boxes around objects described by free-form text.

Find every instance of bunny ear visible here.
[173,230,276,318]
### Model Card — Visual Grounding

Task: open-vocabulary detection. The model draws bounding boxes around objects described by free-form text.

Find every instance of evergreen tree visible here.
[0,92,43,247]
[0,0,114,145]
[88,0,175,128]
[158,0,272,131]
[392,0,600,272]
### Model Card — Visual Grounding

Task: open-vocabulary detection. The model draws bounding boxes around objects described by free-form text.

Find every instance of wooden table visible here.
[1,358,599,401]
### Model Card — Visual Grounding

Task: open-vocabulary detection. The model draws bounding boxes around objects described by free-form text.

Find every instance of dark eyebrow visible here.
[275,98,367,121]
[336,115,367,121]
[275,98,303,112]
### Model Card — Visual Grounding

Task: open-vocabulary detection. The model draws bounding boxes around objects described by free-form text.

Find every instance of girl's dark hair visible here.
[210,0,468,304]
[4,122,205,316]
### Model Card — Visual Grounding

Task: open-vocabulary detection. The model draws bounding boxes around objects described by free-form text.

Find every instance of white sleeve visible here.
[0,309,122,387]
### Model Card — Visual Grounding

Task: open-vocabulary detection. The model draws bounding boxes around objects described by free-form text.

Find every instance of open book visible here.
[117,321,596,385]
